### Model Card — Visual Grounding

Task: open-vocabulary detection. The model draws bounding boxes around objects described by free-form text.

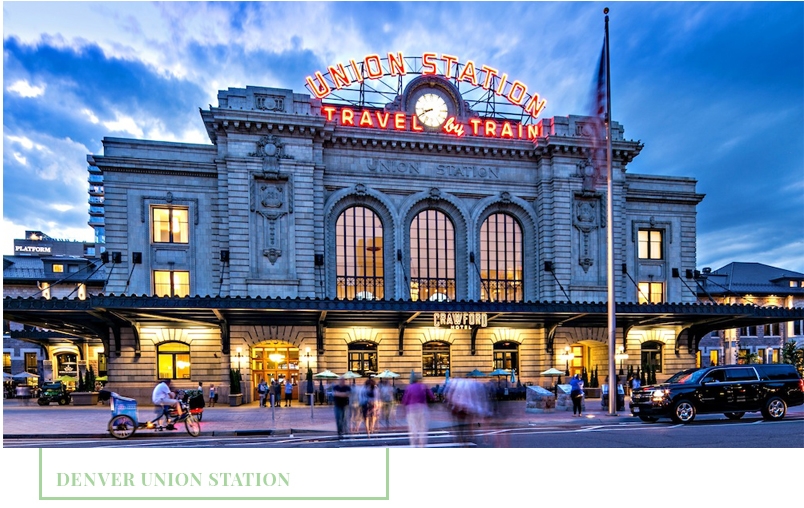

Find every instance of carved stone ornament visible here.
[428,188,442,200]
[573,196,602,273]
[249,135,293,161]
[263,248,282,265]
[355,183,368,196]
[500,191,512,204]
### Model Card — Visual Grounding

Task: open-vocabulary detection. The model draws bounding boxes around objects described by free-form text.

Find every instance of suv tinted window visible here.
[702,369,726,383]
[725,367,758,382]
[755,364,800,381]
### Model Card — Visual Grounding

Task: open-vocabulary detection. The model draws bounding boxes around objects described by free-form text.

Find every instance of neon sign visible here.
[320,105,543,140]
[306,51,546,119]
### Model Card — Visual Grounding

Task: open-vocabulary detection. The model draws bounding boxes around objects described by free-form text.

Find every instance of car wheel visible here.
[638,416,659,423]
[761,397,787,421]
[58,397,69,406]
[724,412,745,420]
[37,398,48,406]
[671,399,696,423]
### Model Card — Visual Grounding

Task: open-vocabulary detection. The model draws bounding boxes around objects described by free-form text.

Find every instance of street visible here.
[5,413,802,448]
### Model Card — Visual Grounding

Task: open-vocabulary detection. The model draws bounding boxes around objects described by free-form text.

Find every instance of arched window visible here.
[422,342,450,377]
[410,210,455,301]
[493,341,519,372]
[336,206,384,300]
[55,353,77,377]
[480,213,523,302]
[641,341,663,373]
[157,342,191,380]
[348,342,378,377]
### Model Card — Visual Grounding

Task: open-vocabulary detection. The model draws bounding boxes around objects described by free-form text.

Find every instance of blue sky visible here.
[3,2,803,273]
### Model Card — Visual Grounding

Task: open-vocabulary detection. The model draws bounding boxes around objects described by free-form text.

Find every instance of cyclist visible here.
[152,379,185,429]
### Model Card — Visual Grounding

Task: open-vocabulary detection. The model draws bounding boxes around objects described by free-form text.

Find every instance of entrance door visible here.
[569,346,584,378]
[251,345,301,401]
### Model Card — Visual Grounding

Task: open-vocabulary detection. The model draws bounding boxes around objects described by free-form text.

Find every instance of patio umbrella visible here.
[3,372,13,381]
[490,368,511,378]
[12,372,39,381]
[375,369,400,386]
[342,371,362,385]
[313,370,340,379]
[540,367,565,390]
[57,375,78,384]
[96,375,108,382]
[466,369,488,378]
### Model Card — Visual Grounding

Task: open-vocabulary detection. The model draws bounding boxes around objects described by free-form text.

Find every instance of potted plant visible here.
[71,366,100,405]
[229,368,243,406]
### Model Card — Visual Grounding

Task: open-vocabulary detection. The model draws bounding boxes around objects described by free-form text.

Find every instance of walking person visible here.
[273,379,282,407]
[258,378,268,407]
[401,372,434,447]
[332,376,352,439]
[208,384,216,407]
[360,377,378,436]
[378,378,394,427]
[284,378,293,407]
[569,373,584,416]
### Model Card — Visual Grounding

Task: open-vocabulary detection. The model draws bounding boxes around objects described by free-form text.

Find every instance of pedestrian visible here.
[273,378,282,407]
[401,371,434,447]
[258,378,268,408]
[630,375,641,393]
[332,376,352,439]
[378,378,394,427]
[208,384,216,407]
[284,378,293,407]
[360,377,378,436]
[570,373,584,416]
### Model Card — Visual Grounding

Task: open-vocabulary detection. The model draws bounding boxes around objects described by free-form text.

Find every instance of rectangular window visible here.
[637,229,663,260]
[795,320,804,336]
[152,207,189,244]
[757,348,766,364]
[98,353,107,376]
[157,343,191,379]
[25,352,37,373]
[53,264,64,273]
[153,270,190,297]
[709,350,719,366]
[763,323,780,336]
[771,349,780,363]
[3,352,11,373]
[638,282,664,304]
[740,326,758,337]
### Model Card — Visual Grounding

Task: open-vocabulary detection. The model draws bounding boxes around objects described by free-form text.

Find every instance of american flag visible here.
[587,40,608,184]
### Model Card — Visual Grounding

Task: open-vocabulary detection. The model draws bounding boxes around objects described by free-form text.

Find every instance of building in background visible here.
[3,231,106,390]
[696,262,804,366]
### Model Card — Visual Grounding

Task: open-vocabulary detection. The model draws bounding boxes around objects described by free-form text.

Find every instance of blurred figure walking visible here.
[401,371,434,447]
[332,376,352,439]
[378,378,395,428]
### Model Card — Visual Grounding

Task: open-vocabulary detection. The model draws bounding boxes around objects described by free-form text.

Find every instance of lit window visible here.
[335,207,384,300]
[157,342,191,380]
[422,342,450,377]
[348,342,378,377]
[153,270,190,297]
[493,341,519,372]
[638,229,663,260]
[641,341,663,373]
[410,210,455,301]
[53,264,64,273]
[480,213,523,302]
[152,207,189,243]
[709,350,719,367]
[3,352,10,374]
[25,352,37,374]
[638,282,664,303]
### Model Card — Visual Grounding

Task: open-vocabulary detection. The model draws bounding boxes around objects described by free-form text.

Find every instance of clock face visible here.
[415,92,449,128]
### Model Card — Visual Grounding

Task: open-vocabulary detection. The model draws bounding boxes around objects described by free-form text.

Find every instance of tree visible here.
[782,340,804,374]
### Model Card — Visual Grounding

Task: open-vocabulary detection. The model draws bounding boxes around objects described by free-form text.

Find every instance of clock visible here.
[414,92,449,128]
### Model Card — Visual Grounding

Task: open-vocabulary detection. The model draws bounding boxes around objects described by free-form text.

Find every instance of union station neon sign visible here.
[307,52,546,140]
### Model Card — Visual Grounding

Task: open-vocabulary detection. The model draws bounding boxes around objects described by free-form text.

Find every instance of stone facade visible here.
[86,82,706,403]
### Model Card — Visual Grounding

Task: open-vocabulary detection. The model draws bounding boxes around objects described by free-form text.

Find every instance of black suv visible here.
[630,364,804,423]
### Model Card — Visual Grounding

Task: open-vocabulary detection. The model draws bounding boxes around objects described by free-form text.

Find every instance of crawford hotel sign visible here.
[306,51,547,140]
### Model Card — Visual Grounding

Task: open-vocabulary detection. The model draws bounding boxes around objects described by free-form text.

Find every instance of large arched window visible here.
[422,341,450,377]
[410,209,455,301]
[157,342,191,380]
[336,206,384,300]
[348,342,378,377]
[480,213,523,302]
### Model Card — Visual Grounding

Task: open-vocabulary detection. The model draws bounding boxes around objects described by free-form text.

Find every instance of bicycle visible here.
[107,392,201,440]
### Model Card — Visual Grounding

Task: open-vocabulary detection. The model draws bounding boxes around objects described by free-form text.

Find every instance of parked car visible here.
[37,381,71,406]
[630,364,804,423]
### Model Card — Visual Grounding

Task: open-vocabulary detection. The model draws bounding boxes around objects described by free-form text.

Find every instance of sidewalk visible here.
[2,397,636,439]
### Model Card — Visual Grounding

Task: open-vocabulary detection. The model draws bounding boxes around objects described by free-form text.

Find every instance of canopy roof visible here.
[5,295,803,356]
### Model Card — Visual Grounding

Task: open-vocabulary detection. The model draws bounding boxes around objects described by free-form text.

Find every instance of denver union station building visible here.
[5,52,800,403]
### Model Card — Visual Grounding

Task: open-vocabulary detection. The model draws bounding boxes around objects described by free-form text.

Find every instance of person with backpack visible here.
[257,379,268,408]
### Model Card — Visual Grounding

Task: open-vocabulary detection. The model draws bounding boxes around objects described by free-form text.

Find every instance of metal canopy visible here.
[5,296,803,353]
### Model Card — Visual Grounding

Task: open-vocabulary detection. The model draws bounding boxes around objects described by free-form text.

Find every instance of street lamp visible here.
[558,346,575,376]
[615,346,629,376]
[302,347,314,418]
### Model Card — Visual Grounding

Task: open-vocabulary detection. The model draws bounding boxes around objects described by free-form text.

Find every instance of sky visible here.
[2,1,803,273]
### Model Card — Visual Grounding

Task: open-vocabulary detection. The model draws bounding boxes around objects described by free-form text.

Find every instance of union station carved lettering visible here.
[364,159,499,180]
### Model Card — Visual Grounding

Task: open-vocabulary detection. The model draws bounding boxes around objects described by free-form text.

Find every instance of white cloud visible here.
[103,113,144,137]
[82,109,100,124]
[6,79,45,98]
[13,153,27,165]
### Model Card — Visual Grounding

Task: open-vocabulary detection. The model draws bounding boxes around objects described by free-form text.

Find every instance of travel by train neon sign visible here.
[306,52,547,140]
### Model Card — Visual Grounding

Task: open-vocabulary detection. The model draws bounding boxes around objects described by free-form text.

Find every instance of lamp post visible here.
[559,346,575,376]
[615,346,629,376]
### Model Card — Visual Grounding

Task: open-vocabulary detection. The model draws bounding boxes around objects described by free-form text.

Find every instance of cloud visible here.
[6,79,45,97]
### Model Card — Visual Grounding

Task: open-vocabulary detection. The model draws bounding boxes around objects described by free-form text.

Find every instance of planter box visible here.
[229,394,243,407]
[584,388,601,399]
[71,392,100,405]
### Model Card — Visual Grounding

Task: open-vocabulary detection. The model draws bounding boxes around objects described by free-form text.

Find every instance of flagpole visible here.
[604,7,618,415]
